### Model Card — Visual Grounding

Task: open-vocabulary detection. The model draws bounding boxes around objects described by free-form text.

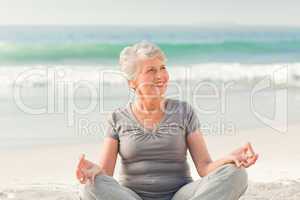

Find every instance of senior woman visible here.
[76,41,258,200]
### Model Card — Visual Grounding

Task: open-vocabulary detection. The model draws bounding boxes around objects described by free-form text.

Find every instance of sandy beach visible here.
[1,180,300,200]
[1,124,299,199]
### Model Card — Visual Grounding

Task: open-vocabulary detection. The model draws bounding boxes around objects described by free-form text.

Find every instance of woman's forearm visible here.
[200,157,234,177]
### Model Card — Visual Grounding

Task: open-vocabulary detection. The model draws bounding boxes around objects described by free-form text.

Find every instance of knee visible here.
[221,164,248,191]
[82,176,99,196]
[81,181,95,200]
[83,174,116,194]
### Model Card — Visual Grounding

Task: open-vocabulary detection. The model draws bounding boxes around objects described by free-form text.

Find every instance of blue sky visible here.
[0,0,299,26]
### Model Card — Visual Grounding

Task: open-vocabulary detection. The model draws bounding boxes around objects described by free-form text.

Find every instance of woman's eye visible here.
[161,66,166,70]
[147,69,155,73]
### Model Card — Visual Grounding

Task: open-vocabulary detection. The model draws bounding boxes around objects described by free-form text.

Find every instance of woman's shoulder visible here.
[166,98,194,113]
[105,104,131,124]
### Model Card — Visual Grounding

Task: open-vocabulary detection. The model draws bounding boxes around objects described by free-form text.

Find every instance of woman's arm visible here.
[187,130,215,177]
[187,130,258,177]
[98,137,119,176]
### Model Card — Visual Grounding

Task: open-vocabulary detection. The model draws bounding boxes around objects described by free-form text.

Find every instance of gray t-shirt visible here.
[105,98,201,199]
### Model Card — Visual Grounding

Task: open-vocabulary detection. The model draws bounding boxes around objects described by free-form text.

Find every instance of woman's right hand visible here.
[76,154,104,184]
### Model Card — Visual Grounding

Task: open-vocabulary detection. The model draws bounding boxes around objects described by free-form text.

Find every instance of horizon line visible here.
[0,23,300,28]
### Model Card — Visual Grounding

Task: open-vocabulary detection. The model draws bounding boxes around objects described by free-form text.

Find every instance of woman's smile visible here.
[154,81,166,87]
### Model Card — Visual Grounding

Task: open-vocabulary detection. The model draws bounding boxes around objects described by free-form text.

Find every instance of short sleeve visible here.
[104,112,119,140]
[184,102,201,136]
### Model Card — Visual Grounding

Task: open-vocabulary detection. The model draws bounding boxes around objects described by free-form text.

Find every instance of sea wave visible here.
[0,63,299,91]
[0,41,300,63]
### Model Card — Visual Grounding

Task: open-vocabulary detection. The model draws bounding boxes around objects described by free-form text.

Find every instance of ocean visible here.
[1,25,300,90]
[1,26,300,64]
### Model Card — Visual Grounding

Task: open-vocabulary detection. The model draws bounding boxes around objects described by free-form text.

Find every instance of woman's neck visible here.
[133,97,166,115]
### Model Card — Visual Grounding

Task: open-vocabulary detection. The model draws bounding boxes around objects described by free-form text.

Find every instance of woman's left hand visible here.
[226,142,259,168]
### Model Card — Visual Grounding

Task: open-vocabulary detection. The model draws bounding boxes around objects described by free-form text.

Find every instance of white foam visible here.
[0,63,300,91]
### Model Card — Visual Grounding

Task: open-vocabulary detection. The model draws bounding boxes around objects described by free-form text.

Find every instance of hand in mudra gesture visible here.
[76,154,104,184]
[227,142,259,168]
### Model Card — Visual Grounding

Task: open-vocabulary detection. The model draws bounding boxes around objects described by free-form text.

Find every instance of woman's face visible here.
[130,57,169,99]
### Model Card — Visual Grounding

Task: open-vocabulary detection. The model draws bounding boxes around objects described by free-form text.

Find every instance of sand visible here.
[0,124,299,199]
[0,180,299,200]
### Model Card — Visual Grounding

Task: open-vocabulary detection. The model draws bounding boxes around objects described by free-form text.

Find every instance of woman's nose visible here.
[155,71,163,79]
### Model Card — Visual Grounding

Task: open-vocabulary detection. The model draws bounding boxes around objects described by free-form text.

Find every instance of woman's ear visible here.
[128,80,136,90]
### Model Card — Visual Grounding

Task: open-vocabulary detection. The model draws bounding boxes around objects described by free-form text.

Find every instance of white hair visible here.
[119,41,167,80]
